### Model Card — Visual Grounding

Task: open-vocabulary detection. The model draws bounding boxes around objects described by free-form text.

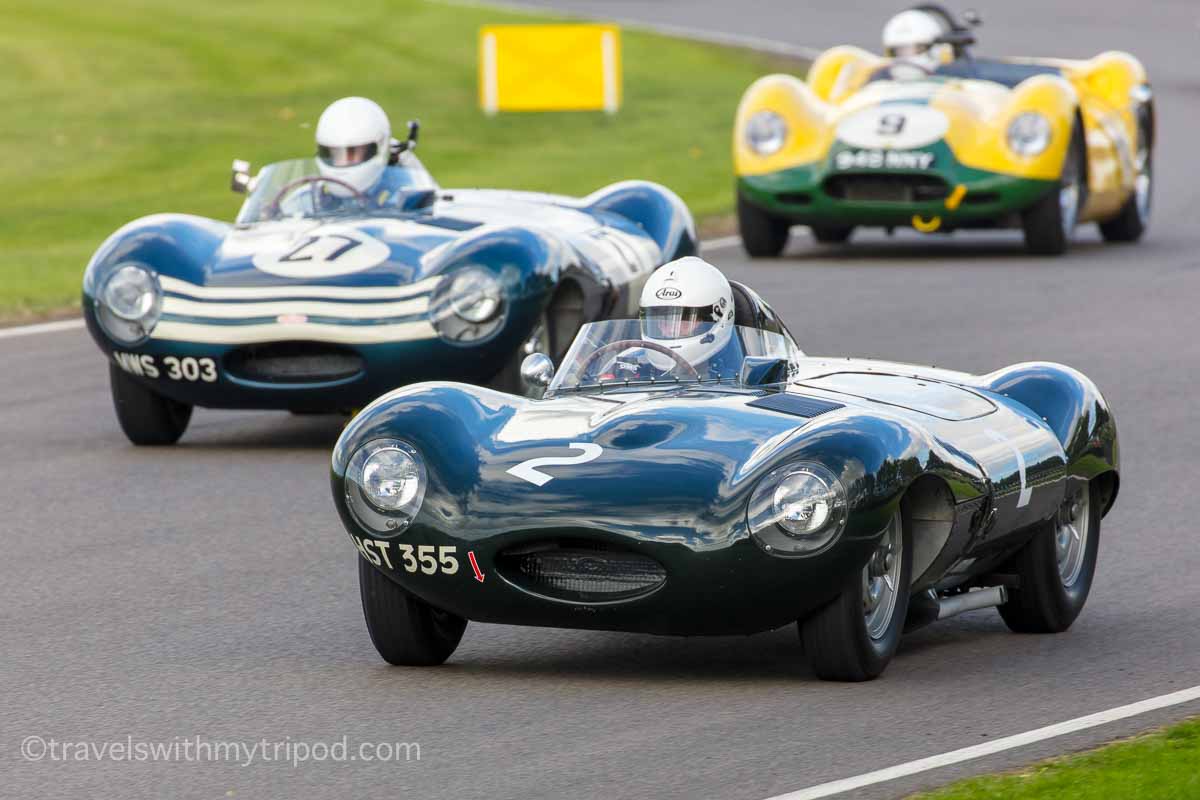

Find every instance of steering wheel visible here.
[265,175,367,218]
[574,339,701,383]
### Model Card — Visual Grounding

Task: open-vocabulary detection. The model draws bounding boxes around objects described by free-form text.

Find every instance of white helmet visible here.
[315,97,390,195]
[882,9,950,72]
[639,257,735,369]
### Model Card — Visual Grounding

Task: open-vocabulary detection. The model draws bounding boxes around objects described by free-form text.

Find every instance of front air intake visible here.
[496,540,666,604]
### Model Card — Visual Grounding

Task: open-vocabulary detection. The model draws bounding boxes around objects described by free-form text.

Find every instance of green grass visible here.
[911,717,1200,799]
[0,0,795,318]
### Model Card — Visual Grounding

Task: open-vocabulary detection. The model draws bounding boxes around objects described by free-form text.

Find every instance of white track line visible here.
[701,234,742,252]
[765,685,1200,800]
[0,319,84,340]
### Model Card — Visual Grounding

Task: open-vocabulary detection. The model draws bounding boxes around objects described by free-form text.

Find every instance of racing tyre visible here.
[358,557,467,666]
[737,193,790,258]
[109,364,192,446]
[810,225,854,244]
[800,504,912,681]
[489,313,552,396]
[1021,121,1086,255]
[1099,107,1152,243]
[999,480,1099,633]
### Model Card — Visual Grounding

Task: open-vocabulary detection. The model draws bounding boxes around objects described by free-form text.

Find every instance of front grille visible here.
[224,341,365,384]
[824,173,949,203]
[496,539,666,604]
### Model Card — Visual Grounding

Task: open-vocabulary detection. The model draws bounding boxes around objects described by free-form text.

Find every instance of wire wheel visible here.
[863,512,903,640]
[1056,483,1092,588]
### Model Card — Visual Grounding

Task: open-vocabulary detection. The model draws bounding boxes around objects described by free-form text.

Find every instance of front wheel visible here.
[1022,121,1086,255]
[998,480,1100,633]
[358,557,467,666]
[109,364,192,445]
[800,507,912,681]
[737,192,790,258]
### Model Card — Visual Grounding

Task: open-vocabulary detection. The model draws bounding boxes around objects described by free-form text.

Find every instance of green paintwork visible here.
[739,141,1056,229]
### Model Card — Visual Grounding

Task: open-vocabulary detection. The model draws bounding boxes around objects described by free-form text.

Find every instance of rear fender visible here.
[583,181,696,261]
[978,362,1119,515]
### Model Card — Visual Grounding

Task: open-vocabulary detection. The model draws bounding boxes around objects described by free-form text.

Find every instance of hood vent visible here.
[748,393,844,418]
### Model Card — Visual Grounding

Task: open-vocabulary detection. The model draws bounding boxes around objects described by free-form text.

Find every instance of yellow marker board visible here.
[479,24,621,114]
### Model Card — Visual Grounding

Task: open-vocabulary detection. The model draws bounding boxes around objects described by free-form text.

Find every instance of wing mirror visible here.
[388,120,421,164]
[230,159,255,194]
[520,353,555,396]
[739,356,791,388]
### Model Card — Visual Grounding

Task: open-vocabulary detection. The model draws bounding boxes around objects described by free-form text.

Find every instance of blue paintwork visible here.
[83,164,696,411]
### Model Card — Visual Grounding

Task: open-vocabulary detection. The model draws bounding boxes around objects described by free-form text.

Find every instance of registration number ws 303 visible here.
[113,352,218,383]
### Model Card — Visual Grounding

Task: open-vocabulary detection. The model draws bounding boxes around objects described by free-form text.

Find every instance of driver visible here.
[881,9,953,72]
[278,97,396,215]
[601,257,740,383]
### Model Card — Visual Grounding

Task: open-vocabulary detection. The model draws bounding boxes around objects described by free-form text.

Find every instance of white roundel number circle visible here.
[836,104,949,150]
[251,226,390,278]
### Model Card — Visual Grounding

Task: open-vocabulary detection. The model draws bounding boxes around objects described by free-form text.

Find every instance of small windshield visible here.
[548,319,797,393]
[236,156,437,224]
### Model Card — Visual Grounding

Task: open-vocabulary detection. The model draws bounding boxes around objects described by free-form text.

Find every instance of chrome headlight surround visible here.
[745,110,788,156]
[344,439,427,535]
[1006,112,1052,157]
[747,462,848,556]
[430,266,507,344]
[96,262,162,344]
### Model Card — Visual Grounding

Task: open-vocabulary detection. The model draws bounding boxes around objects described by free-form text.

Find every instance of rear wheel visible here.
[999,481,1100,633]
[1022,121,1086,255]
[800,507,912,681]
[737,192,790,258]
[358,557,467,666]
[810,225,854,244]
[109,364,192,445]
[1099,107,1153,243]
[489,313,551,396]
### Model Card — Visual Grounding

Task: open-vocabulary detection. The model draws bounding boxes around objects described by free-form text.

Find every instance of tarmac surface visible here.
[4,2,1200,797]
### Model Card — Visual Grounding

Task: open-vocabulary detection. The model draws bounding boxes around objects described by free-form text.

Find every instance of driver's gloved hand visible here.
[611,347,679,380]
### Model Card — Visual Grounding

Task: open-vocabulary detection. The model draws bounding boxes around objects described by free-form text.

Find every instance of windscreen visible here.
[547,319,797,393]
[236,157,437,223]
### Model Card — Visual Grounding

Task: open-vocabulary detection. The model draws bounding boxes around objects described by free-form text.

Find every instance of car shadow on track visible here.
[176,411,348,450]
[774,233,1109,263]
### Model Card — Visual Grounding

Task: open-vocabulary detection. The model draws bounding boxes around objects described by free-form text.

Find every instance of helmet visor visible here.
[887,43,930,58]
[640,305,721,340]
[317,142,379,168]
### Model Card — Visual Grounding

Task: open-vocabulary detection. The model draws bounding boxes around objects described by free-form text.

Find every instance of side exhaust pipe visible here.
[936,586,1008,620]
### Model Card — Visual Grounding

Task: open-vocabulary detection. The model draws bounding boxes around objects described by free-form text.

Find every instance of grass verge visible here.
[910,716,1200,799]
[0,0,796,319]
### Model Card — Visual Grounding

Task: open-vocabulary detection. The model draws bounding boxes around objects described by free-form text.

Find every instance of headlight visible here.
[344,439,427,534]
[96,263,162,344]
[1006,112,1052,157]
[745,110,788,156]
[430,266,507,344]
[747,462,848,556]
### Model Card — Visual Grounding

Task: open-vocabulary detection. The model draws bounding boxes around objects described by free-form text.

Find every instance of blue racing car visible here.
[82,121,694,445]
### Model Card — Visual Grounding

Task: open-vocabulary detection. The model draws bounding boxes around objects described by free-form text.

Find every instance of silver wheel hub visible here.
[1134,144,1152,222]
[1059,160,1080,238]
[1056,484,1091,588]
[863,512,903,640]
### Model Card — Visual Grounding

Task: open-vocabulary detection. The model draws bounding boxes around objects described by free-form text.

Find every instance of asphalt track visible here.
[4,2,1200,798]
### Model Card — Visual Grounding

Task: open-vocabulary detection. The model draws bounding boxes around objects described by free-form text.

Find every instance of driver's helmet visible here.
[315,97,391,196]
[882,9,952,72]
[638,257,735,370]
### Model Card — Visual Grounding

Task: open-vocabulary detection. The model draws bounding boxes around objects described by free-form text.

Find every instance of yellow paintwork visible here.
[479,24,621,113]
[734,47,1148,222]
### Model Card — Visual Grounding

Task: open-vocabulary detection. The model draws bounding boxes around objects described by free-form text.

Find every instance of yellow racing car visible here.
[733,5,1153,256]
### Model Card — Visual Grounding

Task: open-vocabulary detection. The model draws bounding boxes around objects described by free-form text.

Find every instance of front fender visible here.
[734,74,834,177]
[939,74,1078,180]
[82,213,230,299]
